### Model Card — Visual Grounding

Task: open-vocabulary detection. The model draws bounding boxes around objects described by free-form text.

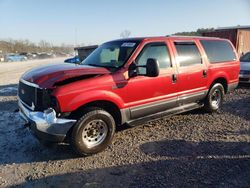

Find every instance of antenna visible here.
[75,27,78,47]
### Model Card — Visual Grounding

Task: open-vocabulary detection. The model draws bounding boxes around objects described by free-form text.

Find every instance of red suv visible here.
[18,36,240,155]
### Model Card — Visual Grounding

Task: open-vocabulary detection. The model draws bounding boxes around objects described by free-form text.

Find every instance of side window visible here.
[136,43,171,74]
[174,42,202,67]
[200,40,237,63]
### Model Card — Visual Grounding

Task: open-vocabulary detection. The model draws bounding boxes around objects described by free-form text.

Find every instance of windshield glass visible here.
[81,41,139,68]
[240,52,250,62]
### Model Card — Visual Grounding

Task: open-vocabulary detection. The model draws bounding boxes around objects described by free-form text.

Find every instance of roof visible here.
[74,45,98,50]
[75,36,225,50]
[216,25,250,30]
[110,35,221,42]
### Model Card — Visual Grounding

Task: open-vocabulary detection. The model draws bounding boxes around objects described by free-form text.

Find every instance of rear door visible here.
[170,40,208,105]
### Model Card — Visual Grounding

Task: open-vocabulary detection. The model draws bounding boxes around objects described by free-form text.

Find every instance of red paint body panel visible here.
[22,63,110,88]
[21,36,240,113]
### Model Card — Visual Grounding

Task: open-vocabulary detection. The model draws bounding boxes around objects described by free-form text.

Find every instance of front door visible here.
[124,41,178,119]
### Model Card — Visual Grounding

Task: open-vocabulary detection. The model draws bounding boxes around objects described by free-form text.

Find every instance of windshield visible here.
[81,41,139,68]
[240,52,250,62]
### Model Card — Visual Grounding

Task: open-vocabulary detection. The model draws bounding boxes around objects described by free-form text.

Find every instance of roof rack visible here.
[168,35,220,39]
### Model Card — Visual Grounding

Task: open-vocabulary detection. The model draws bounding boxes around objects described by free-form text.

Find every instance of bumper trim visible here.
[18,99,76,142]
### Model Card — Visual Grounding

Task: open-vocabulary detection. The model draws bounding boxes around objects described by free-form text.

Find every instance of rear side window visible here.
[200,40,237,63]
[174,42,202,67]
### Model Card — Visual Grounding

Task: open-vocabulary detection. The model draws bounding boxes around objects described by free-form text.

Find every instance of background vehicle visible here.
[37,52,55,59]
[0,54,4,62]
[239,52,250,83]
[5,54,27,62]
[18,36,240,156]
[64,56,81,64]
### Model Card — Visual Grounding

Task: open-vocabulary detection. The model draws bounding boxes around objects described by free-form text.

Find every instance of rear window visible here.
[200,40,237,63]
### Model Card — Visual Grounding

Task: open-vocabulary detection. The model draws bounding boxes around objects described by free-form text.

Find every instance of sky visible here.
[0,0,249,46]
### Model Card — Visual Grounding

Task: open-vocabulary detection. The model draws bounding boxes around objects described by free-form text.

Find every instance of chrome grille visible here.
[18,80,36,107]
[240,70,250,75]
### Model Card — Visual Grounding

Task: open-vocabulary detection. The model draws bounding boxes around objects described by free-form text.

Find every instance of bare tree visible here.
[120,30,131,38]
[0,38,74,54]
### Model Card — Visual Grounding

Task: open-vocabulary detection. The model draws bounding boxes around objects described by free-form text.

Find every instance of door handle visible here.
[172,74,177,83]
[203,70,207,78]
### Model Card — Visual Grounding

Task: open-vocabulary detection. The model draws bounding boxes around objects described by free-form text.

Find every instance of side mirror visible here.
[145,58,160,77]
[128,58,160,78]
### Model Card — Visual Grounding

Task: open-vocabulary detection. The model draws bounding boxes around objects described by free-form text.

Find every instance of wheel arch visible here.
[209,76,228,93]
[70,100,122,127]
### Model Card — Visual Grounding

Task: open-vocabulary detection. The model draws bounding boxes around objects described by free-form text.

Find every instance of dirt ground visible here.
[0,59,249,188]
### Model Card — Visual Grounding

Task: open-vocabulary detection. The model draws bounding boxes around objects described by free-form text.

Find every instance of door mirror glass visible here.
[128,58,160,78]
[146,58,160,77]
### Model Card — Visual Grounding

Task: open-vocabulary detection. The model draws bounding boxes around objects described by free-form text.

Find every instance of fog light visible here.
[44,108,56,123]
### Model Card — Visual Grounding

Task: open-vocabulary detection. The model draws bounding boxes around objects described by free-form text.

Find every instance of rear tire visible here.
[204,83,225,112]
[71,107,116,156]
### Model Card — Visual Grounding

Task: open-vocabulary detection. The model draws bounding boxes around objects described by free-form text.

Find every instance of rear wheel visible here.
[71,107,116,156]
[204,83,225,112]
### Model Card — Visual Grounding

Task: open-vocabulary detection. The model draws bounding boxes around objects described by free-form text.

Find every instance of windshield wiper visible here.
[86,64,118,68]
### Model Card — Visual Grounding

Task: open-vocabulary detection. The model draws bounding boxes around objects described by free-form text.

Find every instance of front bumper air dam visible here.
[18,100,76,143]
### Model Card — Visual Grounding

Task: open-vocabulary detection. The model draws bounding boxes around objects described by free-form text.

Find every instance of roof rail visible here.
[168,35,220,39]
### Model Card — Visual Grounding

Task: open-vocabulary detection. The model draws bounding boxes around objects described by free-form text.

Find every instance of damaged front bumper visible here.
[18,99,76,142]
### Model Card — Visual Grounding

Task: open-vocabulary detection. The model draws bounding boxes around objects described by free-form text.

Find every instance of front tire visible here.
[71,107,116,156]
[204,83,225,112]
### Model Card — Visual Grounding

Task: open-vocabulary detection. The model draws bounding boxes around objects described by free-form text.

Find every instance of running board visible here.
[126,102,204,127]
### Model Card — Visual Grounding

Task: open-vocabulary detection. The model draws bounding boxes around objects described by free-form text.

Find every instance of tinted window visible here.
[136,43,171,74]
[82,41,139,68]
[174,42,202,67]
[200,40,236,63]
[240,52,250,62]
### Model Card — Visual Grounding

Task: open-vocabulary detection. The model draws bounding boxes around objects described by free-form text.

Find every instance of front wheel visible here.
[71,107,116,156]
[204,83,225,112]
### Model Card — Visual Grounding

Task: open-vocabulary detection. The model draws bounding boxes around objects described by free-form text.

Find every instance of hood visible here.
[21,63,111,88]
[240,61,250,71]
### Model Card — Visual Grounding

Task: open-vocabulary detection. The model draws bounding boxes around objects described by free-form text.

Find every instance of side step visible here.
[126,102,203,127]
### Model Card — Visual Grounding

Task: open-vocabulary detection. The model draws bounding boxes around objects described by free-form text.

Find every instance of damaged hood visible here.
[21,63,111,88]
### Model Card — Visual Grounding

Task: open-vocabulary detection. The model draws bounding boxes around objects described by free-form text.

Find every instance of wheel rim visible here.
[82,119,108,148]
[211,89,222,108]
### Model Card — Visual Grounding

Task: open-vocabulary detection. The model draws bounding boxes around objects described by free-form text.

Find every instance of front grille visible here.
[18,81,36,107]
[239,78,250,82]
[18,80,52,111]
[240,70,250,75]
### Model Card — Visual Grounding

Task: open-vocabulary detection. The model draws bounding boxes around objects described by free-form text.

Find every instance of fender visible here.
[58,90,125,112]
[207,69,229,88]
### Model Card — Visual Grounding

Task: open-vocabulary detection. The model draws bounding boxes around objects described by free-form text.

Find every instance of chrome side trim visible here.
[130,97,177,119]
[127,102,203,126]
[128,90,208,120]
[20,78,41,88]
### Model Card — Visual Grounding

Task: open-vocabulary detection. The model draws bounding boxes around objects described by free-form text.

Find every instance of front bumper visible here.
[18,99,76,142]
[239,74,250,83]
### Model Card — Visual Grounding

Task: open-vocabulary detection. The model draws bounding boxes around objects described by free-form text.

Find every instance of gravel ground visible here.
[0,59,249,187]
